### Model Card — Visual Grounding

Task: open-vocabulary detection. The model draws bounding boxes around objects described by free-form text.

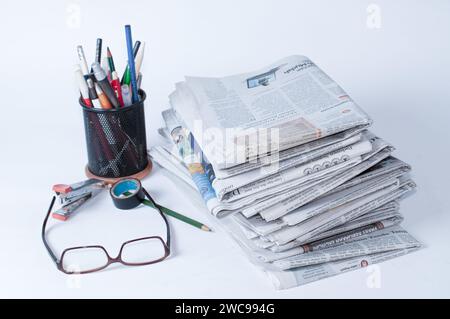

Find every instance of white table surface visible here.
[1,0,449,298]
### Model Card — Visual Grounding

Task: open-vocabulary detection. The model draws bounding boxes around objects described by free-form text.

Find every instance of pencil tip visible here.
[202,226,213,232]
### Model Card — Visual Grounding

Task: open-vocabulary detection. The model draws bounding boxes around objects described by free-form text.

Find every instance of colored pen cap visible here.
[92,62,107,81]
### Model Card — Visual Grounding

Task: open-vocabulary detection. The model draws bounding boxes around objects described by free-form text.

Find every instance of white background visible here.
[1,0,449,298]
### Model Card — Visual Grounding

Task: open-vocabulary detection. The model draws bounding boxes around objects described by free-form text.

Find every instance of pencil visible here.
[143,199,212,232]
[122,191,212,231]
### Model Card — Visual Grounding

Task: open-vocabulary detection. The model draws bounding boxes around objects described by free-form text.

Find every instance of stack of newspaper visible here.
[150,55,421,289]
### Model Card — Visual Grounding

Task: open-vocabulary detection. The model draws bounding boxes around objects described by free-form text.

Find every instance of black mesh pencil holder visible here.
[80,90,150,179]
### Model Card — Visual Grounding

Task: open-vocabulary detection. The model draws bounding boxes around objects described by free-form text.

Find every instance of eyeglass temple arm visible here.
[142,188,171,249]
[41,196,59,264]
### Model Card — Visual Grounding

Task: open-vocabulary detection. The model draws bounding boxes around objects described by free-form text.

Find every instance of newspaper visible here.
[269,203,402,252]
[154,54,421,289]
[239,201,400,244]
[267,247,420,289]
[213,126,367,179]
[211,133,364,197]
[233,159,407,236]
[156,109,378,217]
[149,145,196,189]
[281,168,404,226]
[229,211,404,263]
[214,137,372,200]
[267,180,416,245]
[273,226,420,270]
[170,55,372,169]
[161,108,370,202]
[242,134,393,219]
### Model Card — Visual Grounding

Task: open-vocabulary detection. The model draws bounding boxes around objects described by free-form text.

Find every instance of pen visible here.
[90,38,103,74]
[134,41,145,76]
[77,45,90,79]
[125,25,139,103]
[75,67,92,107]
[137,73,142,89]
[121,40,141,85]
[95,83,113,109]
[86,78,101,108]
[92,62,120,109]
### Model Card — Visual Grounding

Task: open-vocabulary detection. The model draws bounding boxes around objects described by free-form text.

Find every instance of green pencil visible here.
[144,199,212,232]
[122,191,212,232]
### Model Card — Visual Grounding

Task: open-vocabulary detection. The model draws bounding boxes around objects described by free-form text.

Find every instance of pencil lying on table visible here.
[150,200,212,232]
[123,191,212,232]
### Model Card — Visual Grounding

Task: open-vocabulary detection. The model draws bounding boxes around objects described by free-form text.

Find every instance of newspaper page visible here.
[245,181,402,246]
[268,180,416,245]
[243,201,400,246]
[229,212,404,263]
[157,111,340,217]
[270,204,402,252]
[234,164,406,236]
[242,134,393,219]
[325,156,410,196]
[272,226,421,270]
[267,247,420,289]
[158,109,367,216]
[281,169,404,226]
[213,136,372,200]
[212,126,367,179]
[211,132,364,195]
[170,55,372,169]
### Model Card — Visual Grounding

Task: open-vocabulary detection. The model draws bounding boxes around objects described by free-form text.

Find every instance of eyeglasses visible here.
[41,188,171,274]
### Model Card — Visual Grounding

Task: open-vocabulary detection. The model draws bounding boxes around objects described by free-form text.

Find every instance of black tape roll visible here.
[110,178,145,210]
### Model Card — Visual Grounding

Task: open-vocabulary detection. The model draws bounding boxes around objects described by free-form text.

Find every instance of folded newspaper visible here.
[150,55,421,289]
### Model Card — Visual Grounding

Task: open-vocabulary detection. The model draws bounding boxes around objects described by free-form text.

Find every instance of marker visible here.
[134,41,145,76]
[95,38,102,64]
[125,25,139,103]
[92,62,120,109]
[86,78,101,108]
[75,67,92,107]
[121,84,132,106]
[77,45,90,78]
[95,83,113,109]
[121,40,141,85]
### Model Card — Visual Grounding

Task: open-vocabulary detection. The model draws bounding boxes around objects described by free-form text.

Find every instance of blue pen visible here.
[125,25,139,103]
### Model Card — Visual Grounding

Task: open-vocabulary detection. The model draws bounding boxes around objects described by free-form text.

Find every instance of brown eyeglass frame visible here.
[42,188,171,275]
